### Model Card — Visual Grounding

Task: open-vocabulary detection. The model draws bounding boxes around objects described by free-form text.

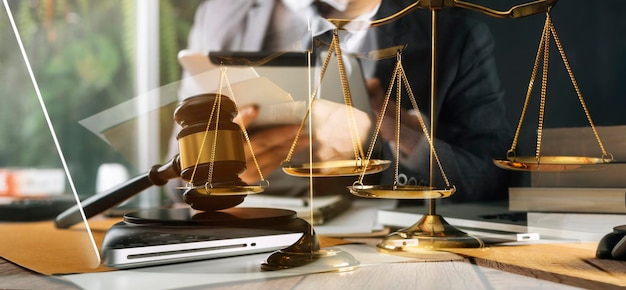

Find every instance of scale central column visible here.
[428,7,438,216]
[375,6,484,254]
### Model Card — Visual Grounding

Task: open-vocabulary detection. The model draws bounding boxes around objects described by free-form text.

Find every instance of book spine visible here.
[508,188,626,214]
[527,212,626,241]
[0,168,66,197]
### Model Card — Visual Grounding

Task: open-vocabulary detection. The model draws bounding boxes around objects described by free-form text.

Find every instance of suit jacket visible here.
[364,0,513,202]
[175,0,512,202]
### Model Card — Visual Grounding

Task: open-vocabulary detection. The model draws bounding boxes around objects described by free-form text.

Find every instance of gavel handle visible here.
[55,157,181,229]
[54,174,153,229]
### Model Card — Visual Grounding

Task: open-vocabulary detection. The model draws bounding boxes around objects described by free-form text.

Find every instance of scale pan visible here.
[184,185,265,195]
[281,159,391,177]
[493,155,610,172]
[349,185,455,199]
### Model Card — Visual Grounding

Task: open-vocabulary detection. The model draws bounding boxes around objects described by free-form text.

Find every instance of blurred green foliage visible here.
[0,0,202,197]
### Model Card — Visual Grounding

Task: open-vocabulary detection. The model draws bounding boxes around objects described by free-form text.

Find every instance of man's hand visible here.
[367,78,424,159]
[235,106,309,184]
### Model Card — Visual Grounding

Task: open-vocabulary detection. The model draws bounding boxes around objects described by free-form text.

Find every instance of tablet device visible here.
[177,49,372,128]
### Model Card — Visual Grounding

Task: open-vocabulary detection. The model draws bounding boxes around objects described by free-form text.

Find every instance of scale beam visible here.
[329,0,559,29]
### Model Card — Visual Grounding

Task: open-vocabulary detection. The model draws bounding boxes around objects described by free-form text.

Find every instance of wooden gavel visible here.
[55,93,250,228]
[175,93,249,211]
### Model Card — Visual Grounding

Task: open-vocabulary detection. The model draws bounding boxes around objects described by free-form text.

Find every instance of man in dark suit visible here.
[169,0,512,203]
[361,2,513,202]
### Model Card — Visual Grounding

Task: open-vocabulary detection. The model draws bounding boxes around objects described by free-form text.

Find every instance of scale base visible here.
[262,247,359,272]
[377,214,483,256]
[261,218,359,272]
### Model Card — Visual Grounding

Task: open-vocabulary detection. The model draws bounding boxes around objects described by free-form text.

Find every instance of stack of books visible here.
[508,187,626,214]
[509,125,626,240]
[508,187,626,241]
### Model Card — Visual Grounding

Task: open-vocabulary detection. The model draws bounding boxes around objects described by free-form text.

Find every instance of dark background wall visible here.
[469,0,626,157]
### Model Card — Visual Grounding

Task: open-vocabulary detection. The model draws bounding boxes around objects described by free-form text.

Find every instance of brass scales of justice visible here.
[54,0,615,270]
[287,0,615,256]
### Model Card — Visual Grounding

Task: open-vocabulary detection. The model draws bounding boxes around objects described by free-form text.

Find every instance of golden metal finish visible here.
[493,156,610,172]
[262,248,359,272]
[324,0,570,258]
[185,185,265,195]
[506,156,607,164]
[178,130,245,169]
[216,67,269,184]
[282,159,391,177]
[326,0,559,30]
[262,219,359,272]
[177,94,265,196]
[351,47,453,199]
[453,0,559,19]
[377,214,484,255]
[180,67,269,194]
[503,12,613,170]
[353,45,408,61]
[350,185,455,199]
[282,30,389,177]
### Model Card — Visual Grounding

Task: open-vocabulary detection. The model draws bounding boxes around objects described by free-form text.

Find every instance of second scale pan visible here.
[493,155,612,171]
[350,184,455,199]
[281,159,391,177]
[186,185,266,195]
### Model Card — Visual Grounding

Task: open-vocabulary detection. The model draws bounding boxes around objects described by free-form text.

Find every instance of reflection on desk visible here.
[2,242,626,290]
[0,258,80,290]
[2,200,626,289]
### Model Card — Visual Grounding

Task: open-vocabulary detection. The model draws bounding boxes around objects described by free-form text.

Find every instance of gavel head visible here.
[174,93,247,211]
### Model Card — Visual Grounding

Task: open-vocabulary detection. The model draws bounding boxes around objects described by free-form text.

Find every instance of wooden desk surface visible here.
[450,242,626,290]
[0,258,81,290]
[2,239,625,290]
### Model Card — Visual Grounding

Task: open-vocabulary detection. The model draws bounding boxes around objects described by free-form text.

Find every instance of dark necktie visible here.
[312,0,334,18]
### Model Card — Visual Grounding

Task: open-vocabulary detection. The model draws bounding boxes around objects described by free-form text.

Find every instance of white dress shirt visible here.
[275,0,380,53]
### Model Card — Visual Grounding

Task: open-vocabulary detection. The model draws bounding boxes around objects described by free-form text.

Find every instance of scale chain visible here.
[548,15,610,159]
[508,12,612,162]
[221,67,268,185]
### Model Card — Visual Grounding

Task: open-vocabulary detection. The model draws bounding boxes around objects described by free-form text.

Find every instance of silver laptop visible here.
[100,208,303,269]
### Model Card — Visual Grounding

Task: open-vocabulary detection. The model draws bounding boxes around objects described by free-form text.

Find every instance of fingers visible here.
[239,125,310,184]
[234,105,259,128]
[247,125,303,154]
[367,78,385,110]
[366,77,424,144]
